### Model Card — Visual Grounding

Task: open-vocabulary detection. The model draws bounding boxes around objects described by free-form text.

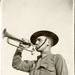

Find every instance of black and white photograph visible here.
[1,0,73,75]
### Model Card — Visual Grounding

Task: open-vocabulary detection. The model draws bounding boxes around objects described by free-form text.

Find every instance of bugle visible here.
[2,28,35,55]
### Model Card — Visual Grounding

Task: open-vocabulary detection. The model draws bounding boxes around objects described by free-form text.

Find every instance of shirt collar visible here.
[37,51,53,59]
[42,51,52,58]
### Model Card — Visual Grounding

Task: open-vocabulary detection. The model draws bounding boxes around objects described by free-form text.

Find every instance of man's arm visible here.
[12,48,34,72]
[55,54,68,75]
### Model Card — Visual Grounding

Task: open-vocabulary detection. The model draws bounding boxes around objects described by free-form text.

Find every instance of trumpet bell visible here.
[3,28,7,38]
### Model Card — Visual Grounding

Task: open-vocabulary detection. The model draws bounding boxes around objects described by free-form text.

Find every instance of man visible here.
[12,30,68,75]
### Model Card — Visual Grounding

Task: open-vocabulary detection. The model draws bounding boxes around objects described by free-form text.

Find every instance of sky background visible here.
[0,1,1,75]
[1,0,73,75]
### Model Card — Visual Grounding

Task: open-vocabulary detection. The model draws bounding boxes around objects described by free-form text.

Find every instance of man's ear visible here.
[47,44,49,46]
[47,37,53,46]
[47,40,52,46]
[47,41,50,46]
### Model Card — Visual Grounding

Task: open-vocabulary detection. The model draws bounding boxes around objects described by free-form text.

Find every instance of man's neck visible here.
[42,46,51,53]
[41,50,51,58]
[41,46,51,55]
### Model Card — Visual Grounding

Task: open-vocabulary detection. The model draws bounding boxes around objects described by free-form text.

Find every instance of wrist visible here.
[14,49,22,56]
[17,47,23,52]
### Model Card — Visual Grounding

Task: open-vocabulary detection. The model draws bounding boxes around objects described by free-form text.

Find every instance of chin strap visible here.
[37,37,47,49]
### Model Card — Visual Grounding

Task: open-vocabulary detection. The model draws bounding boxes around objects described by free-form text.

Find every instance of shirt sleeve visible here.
[55,54,68,75]
[12,49,34,72]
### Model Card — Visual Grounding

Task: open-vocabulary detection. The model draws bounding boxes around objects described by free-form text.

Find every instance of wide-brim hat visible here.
[30,30,59,46]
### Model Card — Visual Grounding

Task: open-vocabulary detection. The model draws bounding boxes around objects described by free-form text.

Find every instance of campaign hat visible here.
[30,30,59,46]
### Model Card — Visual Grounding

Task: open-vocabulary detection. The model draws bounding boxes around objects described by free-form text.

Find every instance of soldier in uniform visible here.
[12,30,68,75]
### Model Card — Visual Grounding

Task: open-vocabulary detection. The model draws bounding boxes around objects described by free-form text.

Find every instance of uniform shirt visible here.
[12,49,68,75]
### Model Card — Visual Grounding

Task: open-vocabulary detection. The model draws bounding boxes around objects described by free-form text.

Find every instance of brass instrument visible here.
[3,28,35,55]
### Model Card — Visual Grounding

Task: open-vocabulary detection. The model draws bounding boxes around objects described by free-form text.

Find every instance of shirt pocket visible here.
[39,63,55,72]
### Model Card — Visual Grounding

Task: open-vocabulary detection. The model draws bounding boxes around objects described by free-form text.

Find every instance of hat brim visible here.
[30,30,59,46]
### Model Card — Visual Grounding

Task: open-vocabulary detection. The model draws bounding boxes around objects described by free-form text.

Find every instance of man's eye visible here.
[37,38,41,41]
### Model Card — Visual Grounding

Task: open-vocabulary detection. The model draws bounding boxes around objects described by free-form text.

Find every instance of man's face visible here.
[35,36,52,52]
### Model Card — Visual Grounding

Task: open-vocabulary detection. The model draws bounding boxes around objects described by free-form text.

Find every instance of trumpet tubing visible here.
[2,28,35,55]
[3,28,31,46]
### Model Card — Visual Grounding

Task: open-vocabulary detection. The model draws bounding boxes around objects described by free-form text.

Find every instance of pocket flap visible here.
[39,63,55,72]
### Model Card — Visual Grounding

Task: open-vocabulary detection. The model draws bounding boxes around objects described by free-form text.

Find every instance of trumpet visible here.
[3,28,35,55]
